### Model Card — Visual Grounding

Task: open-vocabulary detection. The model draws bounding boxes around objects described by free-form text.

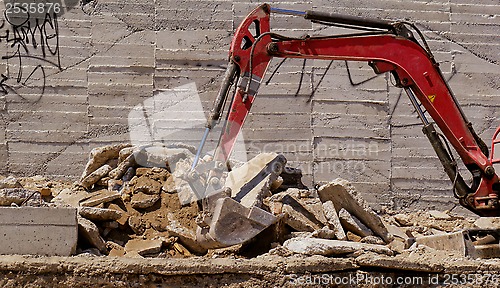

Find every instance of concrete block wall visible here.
[0,0,498,213]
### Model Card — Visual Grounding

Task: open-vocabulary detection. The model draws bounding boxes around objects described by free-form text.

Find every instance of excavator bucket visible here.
[196,196,277,249]
[195,154,286,249]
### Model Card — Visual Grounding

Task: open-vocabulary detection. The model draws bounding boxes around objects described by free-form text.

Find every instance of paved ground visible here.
[1,250,500,287]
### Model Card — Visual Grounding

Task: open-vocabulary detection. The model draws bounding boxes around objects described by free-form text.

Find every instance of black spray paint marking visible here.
[0,9,61,100]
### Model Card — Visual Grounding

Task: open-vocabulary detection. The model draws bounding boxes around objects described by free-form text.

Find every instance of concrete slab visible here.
[0,207,77,256]
[474,217,500,229]
[80,189,121,207]
[80,164,112,190]
[125,239,163,256]
[428,210,451,220]
[77,216,107,254]
[317,179,392,242]
[79,206,123,222]
[322,200,347,240]
[338,208,373,237]
[414,230,477,257]
[130,192,160,209]
[283,238,393,256]
[81,144,132,180]
[283,203,321,232]
[385,224,409,240]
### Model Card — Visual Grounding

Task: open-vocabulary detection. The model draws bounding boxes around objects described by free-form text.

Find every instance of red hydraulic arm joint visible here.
[211,4,500,215]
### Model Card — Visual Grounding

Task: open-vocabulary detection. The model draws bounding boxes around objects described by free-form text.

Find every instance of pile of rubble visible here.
[0,143,499,263]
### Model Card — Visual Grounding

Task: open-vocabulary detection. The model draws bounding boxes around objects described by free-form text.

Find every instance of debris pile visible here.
[0,143,499,263]
[57,143,205,257]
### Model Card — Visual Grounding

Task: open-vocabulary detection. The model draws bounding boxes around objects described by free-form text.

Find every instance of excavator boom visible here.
[195,3,500,225]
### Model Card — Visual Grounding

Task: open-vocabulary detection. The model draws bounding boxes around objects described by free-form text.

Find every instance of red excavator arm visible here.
[194,4,500,216]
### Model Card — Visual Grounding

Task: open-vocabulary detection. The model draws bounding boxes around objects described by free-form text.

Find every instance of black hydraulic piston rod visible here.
[192,62,238,170]
[271,7,393,30]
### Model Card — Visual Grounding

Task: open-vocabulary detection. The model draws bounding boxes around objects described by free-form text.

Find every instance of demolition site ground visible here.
[1,144,500,287]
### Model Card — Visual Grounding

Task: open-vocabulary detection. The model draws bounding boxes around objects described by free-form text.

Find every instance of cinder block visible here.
[0,207,78,256]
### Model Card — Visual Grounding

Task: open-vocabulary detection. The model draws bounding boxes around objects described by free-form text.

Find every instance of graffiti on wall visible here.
[0,3,62,99]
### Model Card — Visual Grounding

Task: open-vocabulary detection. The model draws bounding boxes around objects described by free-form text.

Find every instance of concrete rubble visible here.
[1,144,500,286]
[317,179,393,242]
[283,238,393,256]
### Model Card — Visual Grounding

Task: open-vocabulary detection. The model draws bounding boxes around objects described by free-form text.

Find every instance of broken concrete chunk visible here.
[134,145,194,170]
[107,203,129,226]
[338,208,373,237]
[77,216,107,254]
[109,154,136,180]
[166,216,207,255]
[317,179,392,243]
[80,190,121,207]
[385,224,409,241]
[162,177,176,194]
[302,198,328,225]
[79,206,123,222]
[322,201,347,241]
[283,238,392,256]
[173,242,192,256]
[270,177,283,191]
[311,226,336,239]
[51,188,89,207]
[123,251,143,258]
[393,214,412,226]
[107,241,125,257]
[0,176,22,189]
[287,231,313,239]
[128,215,145,235]
[360,235,385,245]
[172,178,198,205]
[133,177,161,195]
[474,217,500,229]
[80,165,113,190]
[0,188,43,207]
[387,238,406,254]
[81,143,132,180]
[413,230,476,258]
[279,193,324,233]
[124,239,163,256]
[429,228,447,235]
[226,153,286,208]
[119,147,135,163]
[283,203,322,232]
[346,231,362,242]
[108,179,122,192]
[130,192,160,209]
[267,189,301,203]
[428,210,451,220]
